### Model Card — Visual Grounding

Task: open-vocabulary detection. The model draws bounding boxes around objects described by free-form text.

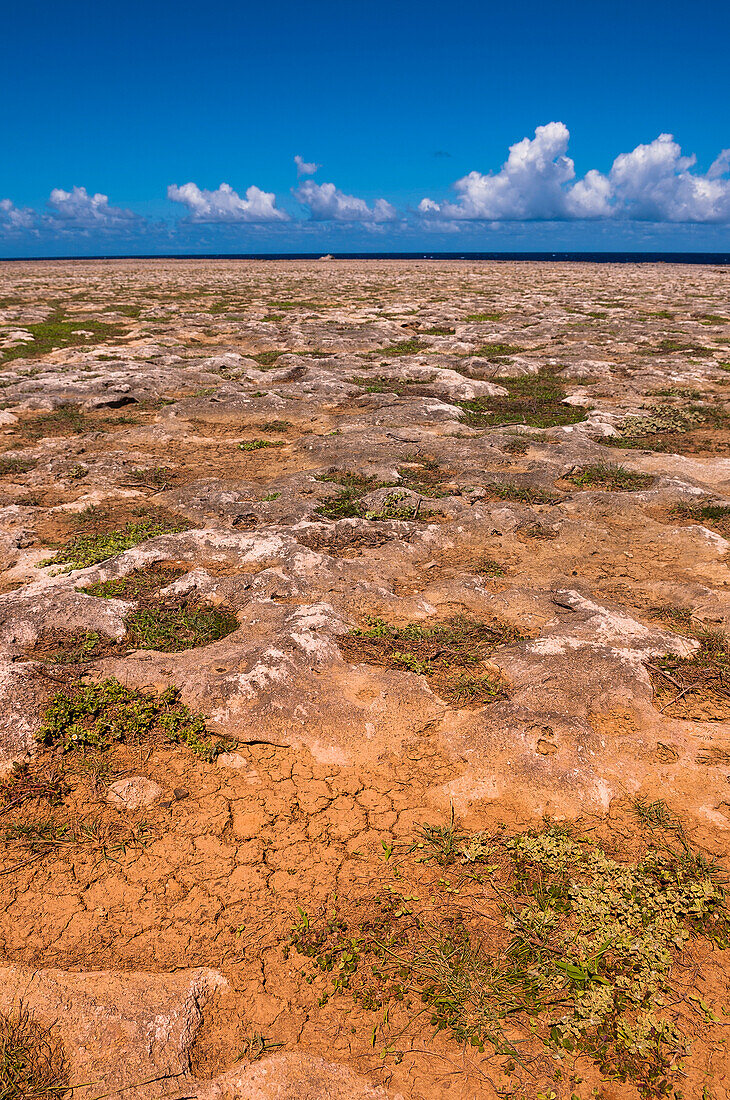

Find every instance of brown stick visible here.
[645,662,684,691]
[659,684,696,713]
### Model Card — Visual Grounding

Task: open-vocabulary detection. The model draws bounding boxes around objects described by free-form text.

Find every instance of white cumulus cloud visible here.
[421,122,586,221]
[608,134,730,222]
[294,155,320,177]
[420,124,730,224]
[0,198,36,234]
[708,149,730,181]
[47,186,138,229]
[564,169,613,218]
[167,181,288,222]
[295,180,396,222]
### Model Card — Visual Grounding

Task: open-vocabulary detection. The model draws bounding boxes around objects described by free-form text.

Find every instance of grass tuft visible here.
[0,1004,69,1098]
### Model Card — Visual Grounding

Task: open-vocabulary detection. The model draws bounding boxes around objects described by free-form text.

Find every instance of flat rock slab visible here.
[0,965,400,1100]
[0,964,225,1099]
[195,1052,403,1099]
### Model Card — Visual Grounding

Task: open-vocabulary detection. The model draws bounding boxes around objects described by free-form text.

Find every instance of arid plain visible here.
[1,258,730,1099]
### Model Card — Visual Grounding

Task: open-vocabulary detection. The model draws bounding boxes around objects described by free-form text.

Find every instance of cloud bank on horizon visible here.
[2,125,730,245]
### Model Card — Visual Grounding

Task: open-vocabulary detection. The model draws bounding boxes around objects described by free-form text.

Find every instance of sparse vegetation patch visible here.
[369,339,426,358]
[340,615,521,704]
[349,376,417,395]
[287,814,729,1097]
[315,471,389,519]
[0,312,125,364]
[41,564,239,655]
[0,761,68,812]
[26,630,120,665]
[647,629,730,720]
[239,439,285,451]
[4,817,152,862]
[124,465,174,490]
[363,492,436,521]
[125,604,238,652]
[256,420,292,432]
[22,404,89,439]
[315,463,452,521]
[38,679,229,760]
[564,463,653,491]
[650,338,714,357]
[41,518,189,570]
[483,481,558,505]
[82,562,185,600]
[252,350,284,367]
[472,342,523,361]
[0,455,36,477]
[459,367,587,429]
[396,456,451,497]
[670,500,730,536]
[607,402,729,452]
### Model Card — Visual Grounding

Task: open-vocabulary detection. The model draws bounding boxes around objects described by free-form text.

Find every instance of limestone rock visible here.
[216,751,248,769]
[194,1052,402,1099]
[0,964,225,1100]
[107,775,165,809]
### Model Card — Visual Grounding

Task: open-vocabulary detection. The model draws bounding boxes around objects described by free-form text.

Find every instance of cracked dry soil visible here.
[1,258,730,1098]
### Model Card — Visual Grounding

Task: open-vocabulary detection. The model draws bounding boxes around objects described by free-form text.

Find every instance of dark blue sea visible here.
[4,252,730,264]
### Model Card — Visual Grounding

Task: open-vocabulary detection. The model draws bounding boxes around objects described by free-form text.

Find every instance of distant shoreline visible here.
[1,251,729,265]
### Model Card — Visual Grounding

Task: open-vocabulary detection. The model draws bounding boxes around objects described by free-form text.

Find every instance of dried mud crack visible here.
[0,258,730,1099]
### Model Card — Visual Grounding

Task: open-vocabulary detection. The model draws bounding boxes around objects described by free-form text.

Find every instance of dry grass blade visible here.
[0,764,68,814]
[647,629,730,719]
[2,818,153,866]
[0,1003,68,1099]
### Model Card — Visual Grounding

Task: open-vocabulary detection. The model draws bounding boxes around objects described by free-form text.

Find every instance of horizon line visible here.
[2,250,730,265]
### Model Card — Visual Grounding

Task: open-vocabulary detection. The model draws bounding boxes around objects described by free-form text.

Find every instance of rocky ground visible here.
[1,257,730,1099]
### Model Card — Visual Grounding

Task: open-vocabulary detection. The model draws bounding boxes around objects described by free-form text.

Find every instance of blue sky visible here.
[2,0,729,255]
